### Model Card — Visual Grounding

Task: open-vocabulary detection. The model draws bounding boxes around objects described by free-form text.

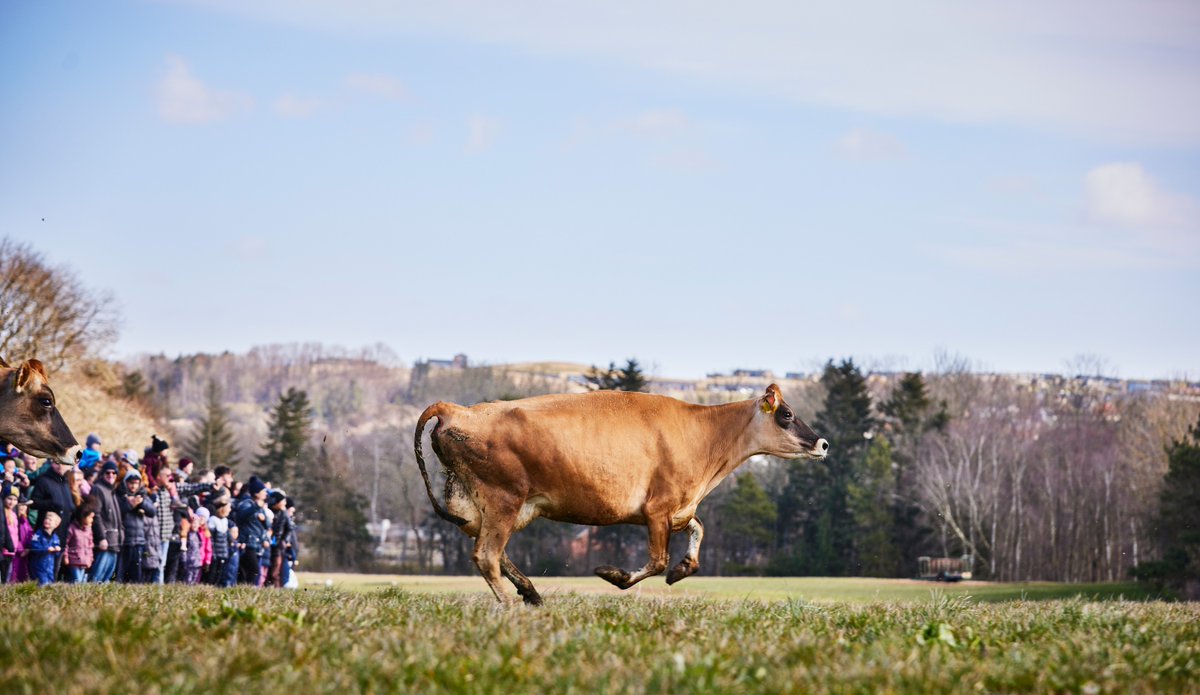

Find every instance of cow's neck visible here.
[697,399,762,495]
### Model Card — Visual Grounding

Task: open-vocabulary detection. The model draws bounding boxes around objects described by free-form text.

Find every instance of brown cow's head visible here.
[0,357,78,460]
[754,384,828,460]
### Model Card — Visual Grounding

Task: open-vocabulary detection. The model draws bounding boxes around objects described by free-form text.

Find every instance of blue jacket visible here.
[234,498,269,551]
[30,528,62,585]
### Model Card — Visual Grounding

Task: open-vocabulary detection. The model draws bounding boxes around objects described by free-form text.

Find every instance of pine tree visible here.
[848,436,901,576]
[716,472,777,574]
[585,358,647,392]
[256,388,313,487]
[294,444,373,571]
[1137,415,1200,597]
[776,359,875,576]
[183,380,241,470]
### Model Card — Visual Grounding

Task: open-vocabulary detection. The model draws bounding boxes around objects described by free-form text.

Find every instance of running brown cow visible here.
[414,383,828,605]
[0,357,78,460]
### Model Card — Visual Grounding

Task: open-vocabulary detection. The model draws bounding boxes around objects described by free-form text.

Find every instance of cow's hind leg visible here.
[473,509,520,605]
[595,515,671,590]
[501,553,543,606]
[667,517,704,584]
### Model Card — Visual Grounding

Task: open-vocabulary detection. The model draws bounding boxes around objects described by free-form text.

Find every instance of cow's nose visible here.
[816,439,829,453]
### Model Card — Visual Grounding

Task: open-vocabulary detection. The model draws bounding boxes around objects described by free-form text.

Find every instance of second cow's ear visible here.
[760,383,783,414]
[0,355,9,369]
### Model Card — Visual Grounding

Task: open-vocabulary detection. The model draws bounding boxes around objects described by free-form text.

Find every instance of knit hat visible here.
[101,461,118,473]
[1,481,15,499]
[124,470,142,482]
[121,451,139,467]
[246,477,266,497]
[150,435,169,453]
[267,490,286,506]
[86,433,102,449]
[195,506,210,521]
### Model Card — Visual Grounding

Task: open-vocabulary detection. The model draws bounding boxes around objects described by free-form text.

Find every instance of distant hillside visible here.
[53,361,162,455]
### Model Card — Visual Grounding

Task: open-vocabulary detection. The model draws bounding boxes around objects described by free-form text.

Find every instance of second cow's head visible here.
[755,384,829,460]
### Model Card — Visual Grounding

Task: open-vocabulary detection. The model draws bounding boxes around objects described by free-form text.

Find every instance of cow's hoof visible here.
[666,560,698,585]
[521,590,544,607]
[594,565,631,589]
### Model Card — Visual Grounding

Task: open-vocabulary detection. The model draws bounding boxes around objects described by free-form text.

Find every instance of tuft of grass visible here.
[2,583,1196,694]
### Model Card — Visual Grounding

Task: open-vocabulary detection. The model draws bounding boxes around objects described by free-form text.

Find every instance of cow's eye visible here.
[39,397,53,409]
[780,408,794,423]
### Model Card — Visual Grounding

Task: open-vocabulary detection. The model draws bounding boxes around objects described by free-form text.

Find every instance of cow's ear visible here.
[760,383,783,414]
[15,360,46,393]
[0,355,9,369]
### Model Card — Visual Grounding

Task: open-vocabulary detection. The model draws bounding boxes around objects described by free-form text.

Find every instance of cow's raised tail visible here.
[414,403,468,526]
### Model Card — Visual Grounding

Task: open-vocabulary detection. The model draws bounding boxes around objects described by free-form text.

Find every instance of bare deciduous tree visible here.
[0,239,118,368]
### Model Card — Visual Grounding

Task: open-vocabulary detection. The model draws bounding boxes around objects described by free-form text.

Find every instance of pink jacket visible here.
[200,525,213,566]
[65,521,94,568]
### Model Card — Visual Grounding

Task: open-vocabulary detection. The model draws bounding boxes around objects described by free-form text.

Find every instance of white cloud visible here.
[1085,162,1194,228]
[835,128,906,161]
[467,115,502,152]
[170,0,1200,147]
[345,73,408,100]
[156,54,252,124]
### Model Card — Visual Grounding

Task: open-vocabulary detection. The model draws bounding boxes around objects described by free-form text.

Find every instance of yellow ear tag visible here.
[761,399,775,414]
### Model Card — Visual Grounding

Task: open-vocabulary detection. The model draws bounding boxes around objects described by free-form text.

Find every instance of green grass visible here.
[301,572,1166,603]
[2,580,1196,694]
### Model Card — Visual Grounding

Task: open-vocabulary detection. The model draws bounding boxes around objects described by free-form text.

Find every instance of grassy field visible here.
[2,578,1196,694]
[298,572,1167,603]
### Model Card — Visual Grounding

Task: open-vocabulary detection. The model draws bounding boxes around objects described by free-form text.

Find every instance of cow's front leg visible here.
[666,517,703,584]
[595,516,670,589]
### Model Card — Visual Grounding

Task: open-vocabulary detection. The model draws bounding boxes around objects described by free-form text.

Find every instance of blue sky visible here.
[2,1,1198,380]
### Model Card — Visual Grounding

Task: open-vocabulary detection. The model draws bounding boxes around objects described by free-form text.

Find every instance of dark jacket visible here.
[29,467,75,545]
[89,480,124,550]
[234,498,269,551]
[270,508,293,559]
[117,487,156,546]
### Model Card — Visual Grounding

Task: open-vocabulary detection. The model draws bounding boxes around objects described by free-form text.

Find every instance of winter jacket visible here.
[0,507,14,556]
[89,480,124,550]
[118,490,156,546]
[200,525,212,567]
[9,515,34,582]
[270,508,294,559]
[29,528,61,584]
[185,529,203,570]
[234,498,269,551]
[29,468,75,545]
[142,513,161,572]
[208,516,231,561]
[65,521,94,568]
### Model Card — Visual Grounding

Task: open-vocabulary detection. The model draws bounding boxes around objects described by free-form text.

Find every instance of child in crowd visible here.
[10,497,34,582]
[64,502,96,583]
[29,506,63,586]
[205,498,230,585]
[183,509,204,584]
[196,506,212,583]
[1,483,17,583]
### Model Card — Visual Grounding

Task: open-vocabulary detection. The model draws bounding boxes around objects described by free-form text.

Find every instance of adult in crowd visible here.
[29,457,75,579]
[88,461,123,583]
[116,469,155,583]
[235,477,270,586]
[268,490,293,588]
[141,435,171,486]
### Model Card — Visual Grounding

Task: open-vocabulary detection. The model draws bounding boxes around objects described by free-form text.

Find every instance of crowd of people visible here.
[0,433,298,588]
